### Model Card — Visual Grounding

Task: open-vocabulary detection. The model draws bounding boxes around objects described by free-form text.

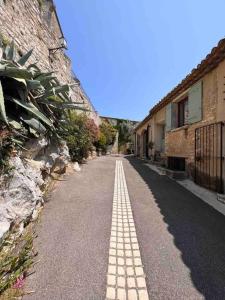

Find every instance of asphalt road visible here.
[24,156,225,300]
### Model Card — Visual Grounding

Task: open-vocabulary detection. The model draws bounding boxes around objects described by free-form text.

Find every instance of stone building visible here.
[0,0,100,124]
[134,38,225,194]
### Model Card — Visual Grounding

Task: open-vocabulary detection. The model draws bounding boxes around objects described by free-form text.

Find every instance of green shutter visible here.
[166,103,172,131]
[188,81,202,124]
[166,103,177,131]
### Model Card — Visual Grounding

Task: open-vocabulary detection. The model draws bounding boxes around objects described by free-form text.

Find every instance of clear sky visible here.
[54,0,225,121]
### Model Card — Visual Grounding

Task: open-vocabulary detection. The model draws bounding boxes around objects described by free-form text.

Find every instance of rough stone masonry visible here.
[0,0,99,241]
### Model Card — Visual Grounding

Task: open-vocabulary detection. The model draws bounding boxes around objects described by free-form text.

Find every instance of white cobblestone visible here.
[106,287,116,299]
[118,288,126,300]
[128,289,138,300]
[106,160,149,300]
[118,276,126,287]
[138,289,149,300]
[127,277,136,288]
[107,275,116,286]
[127,267,135,276]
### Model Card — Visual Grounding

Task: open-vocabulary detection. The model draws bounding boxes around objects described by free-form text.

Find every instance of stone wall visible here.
[0,0,100,241]
[0,0,100,122]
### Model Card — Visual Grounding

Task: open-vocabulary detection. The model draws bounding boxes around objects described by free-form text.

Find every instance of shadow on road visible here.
[126,156,225,300]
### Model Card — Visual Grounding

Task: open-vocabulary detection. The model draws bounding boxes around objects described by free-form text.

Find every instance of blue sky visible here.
[55,0,225,121]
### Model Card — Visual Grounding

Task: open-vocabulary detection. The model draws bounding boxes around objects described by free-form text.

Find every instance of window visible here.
[177,97,188,127]
[166,81,202,131]
[168,157,186,171]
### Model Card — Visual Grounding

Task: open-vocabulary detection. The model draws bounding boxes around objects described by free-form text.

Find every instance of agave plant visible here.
[0,39,87,144]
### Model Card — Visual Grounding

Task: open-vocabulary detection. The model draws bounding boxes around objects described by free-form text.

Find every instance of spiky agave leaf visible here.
[27,63,41,76]
[0,43,3,61]
[0,80,8,124]
[17,49,33,66]
[35,71,55,81]
[20,115,47,134]
[0,66,33,79]
[26,79,42,91]
[0,40,87,146]
[12,77,27,86]
[8,119,22,130]
[43,84,71,98]
[9,97,54,129]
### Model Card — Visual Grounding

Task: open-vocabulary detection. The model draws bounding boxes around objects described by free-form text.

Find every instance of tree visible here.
[99,121,117,146]
[115,121,136,152]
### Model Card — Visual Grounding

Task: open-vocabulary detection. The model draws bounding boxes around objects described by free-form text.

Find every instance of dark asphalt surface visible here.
[24,156,225,300]
[124,157,225,300]
[24,157,115,300]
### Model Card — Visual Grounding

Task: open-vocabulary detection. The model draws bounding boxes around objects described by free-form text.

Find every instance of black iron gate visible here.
[195,122,224,193]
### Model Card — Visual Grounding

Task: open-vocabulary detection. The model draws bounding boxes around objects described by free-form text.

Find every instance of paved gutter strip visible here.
[106,160,149,300]
[145,161,225,217]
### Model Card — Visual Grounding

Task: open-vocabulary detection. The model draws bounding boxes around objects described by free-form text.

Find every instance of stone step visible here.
[164,169,188,180]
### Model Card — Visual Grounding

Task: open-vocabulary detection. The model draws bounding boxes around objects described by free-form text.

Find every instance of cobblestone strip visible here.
[106,160,149,300]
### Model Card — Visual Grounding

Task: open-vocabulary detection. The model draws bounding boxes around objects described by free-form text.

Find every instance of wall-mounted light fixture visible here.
[49,36,68,55]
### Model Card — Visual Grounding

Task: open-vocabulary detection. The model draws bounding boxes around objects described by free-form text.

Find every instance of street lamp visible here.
[49,36,68,55]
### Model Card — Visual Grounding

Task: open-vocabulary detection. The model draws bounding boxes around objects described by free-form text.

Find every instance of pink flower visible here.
[13,275,25,289]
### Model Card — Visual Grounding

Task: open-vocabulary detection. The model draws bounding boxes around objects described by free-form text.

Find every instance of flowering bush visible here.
[62,112,99,162]
[94,121,117,153]
[85,118,99,144]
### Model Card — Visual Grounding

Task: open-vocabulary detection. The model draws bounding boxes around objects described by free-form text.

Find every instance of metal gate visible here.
[195,122,224,193]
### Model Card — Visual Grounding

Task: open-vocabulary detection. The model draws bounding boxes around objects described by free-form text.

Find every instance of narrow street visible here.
[24,157,225,300]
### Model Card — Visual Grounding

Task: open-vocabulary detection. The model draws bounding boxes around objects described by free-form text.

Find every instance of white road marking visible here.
[106,160,149,300]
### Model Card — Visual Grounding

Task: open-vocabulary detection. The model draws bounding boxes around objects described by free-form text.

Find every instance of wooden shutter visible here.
[166,103,172,131]
[166,103,177,131]
[188,81,202,124]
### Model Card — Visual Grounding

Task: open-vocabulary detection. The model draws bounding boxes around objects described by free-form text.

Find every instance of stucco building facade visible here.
[134,38,225,194]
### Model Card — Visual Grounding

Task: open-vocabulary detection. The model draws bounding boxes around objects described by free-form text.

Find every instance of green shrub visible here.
[0,33,10,47]
[95,132,107,151]
[62,112,99,162]
[99,121,117,146]
[117,121,135,147]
